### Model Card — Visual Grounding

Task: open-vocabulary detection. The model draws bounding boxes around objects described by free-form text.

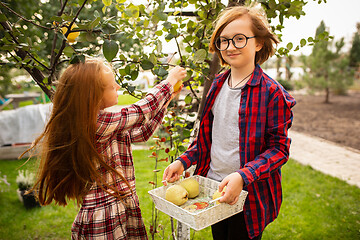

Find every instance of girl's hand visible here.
[165,66,187,89]
[218,172,244,205]
[162,160,185,185]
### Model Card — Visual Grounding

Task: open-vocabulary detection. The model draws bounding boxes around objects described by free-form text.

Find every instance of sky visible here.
[159,0,360,56]
[278,0,360,55]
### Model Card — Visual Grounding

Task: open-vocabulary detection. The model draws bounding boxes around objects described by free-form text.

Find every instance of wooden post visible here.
[177,222,190,240]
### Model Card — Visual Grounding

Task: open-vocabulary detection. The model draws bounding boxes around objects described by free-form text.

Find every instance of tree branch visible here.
[174,36,184,65]
[0,14,50,71]
[49,0,89,83]
[50,0,69,78]
[0,1,52,30]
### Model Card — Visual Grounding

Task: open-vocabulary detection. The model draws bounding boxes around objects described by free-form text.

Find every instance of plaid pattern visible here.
[178,64,296,238]
[71,82,172,240]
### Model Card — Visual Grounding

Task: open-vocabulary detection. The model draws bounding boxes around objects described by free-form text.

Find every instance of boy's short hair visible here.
[209,4,279,66]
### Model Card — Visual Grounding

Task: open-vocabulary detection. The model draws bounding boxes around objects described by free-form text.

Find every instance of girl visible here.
[25,58,186,239]
[163,5,296,240]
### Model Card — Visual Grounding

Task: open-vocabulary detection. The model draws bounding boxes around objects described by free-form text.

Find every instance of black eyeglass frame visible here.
[215,33,256,51]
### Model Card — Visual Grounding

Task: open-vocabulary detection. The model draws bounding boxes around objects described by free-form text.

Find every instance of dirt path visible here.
[290,91,360,151]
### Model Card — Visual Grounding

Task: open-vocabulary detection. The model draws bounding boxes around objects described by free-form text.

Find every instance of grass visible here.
[2,91,138,111]
[117,93,138,106]
[0,152,359,239]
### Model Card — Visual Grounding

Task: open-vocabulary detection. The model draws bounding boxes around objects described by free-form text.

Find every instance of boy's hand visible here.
[218,172,244,205]
[162,160,184,185]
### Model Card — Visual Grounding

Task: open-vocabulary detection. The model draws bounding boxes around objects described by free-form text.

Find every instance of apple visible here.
[165,185,188,206]
[180,178,200,198]
[173,80,183,92]
[193,201,209,210]
[212,186,227,204]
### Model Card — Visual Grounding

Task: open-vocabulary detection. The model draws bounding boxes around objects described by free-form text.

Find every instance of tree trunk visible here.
[197,54,220,119]
[196,0,245,119]
[324,73,330,103]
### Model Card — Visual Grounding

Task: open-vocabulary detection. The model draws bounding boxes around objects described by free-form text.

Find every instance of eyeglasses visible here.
[215,34,256,51]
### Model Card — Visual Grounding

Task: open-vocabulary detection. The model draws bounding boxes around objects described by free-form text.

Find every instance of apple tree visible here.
[0,0,329,237]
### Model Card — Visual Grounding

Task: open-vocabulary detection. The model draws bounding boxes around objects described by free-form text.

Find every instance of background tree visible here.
[349,22,360,82]
[303,20,353,103]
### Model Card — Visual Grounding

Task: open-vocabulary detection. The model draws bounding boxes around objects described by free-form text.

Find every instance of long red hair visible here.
[23,58,130,206]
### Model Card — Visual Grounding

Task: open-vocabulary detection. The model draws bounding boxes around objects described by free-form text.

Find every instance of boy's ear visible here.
[255,39,264,52]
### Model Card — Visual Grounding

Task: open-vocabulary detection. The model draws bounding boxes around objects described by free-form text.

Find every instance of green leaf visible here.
[0,14,7,22]
[50,16,62,22]
[167,150,176,157]
[127,85,136,93]
[140,59,154,70]
[193,49,207,63]
[154,67,168,77]
[63,46,75,57]
[102,23,117,34]
[131,70,139,80]
[184,95,192,105]
[103,40,119,62]
[125,65,131,75]
[90,17,101,29]
[300,38,307,47]
[85,32,97,42]
[286,42,293,50]
[69,54,85,64]
[165,34,174,41]
[183,129,191,138]
[158,12,168,21]
[149,53,157,65]
[102,0,112,7]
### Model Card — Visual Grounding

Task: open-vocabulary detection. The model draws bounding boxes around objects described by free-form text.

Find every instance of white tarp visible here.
[0,104,52,146]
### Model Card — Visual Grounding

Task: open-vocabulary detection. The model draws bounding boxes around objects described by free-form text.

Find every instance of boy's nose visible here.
[227,40,237,50]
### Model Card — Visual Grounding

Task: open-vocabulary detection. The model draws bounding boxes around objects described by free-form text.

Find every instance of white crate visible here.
[148,175,248,231]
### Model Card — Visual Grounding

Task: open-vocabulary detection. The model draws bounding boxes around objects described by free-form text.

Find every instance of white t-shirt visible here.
[207,75,242,182]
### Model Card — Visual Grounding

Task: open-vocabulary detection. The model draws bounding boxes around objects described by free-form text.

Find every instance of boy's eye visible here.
[219,38,228,43]
[234,35,245,41]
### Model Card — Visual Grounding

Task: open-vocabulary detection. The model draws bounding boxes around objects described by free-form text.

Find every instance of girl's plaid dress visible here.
[71,82,172,240]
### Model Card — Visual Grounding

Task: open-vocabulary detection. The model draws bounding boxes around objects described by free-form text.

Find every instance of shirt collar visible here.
[218,64,263,87]
[247,64,263,86]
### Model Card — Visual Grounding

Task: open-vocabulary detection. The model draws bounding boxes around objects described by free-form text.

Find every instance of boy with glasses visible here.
[163,4,296,240]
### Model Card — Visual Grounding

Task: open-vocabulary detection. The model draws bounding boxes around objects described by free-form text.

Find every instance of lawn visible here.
[2,92,138,111]
[0,150,359,239]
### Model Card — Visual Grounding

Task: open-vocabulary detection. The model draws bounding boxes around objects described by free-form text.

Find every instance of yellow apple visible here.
[173,80,183,92]
[165,185,188,206]
[212,186,227,204]
[180,178,200,198]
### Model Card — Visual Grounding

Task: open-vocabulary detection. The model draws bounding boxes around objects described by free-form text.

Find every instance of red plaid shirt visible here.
[178,64,296,238]
[72,82,172,240]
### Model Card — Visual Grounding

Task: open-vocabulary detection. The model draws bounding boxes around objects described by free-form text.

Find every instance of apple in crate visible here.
[180,178,200,198]
[165,185,188,206]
